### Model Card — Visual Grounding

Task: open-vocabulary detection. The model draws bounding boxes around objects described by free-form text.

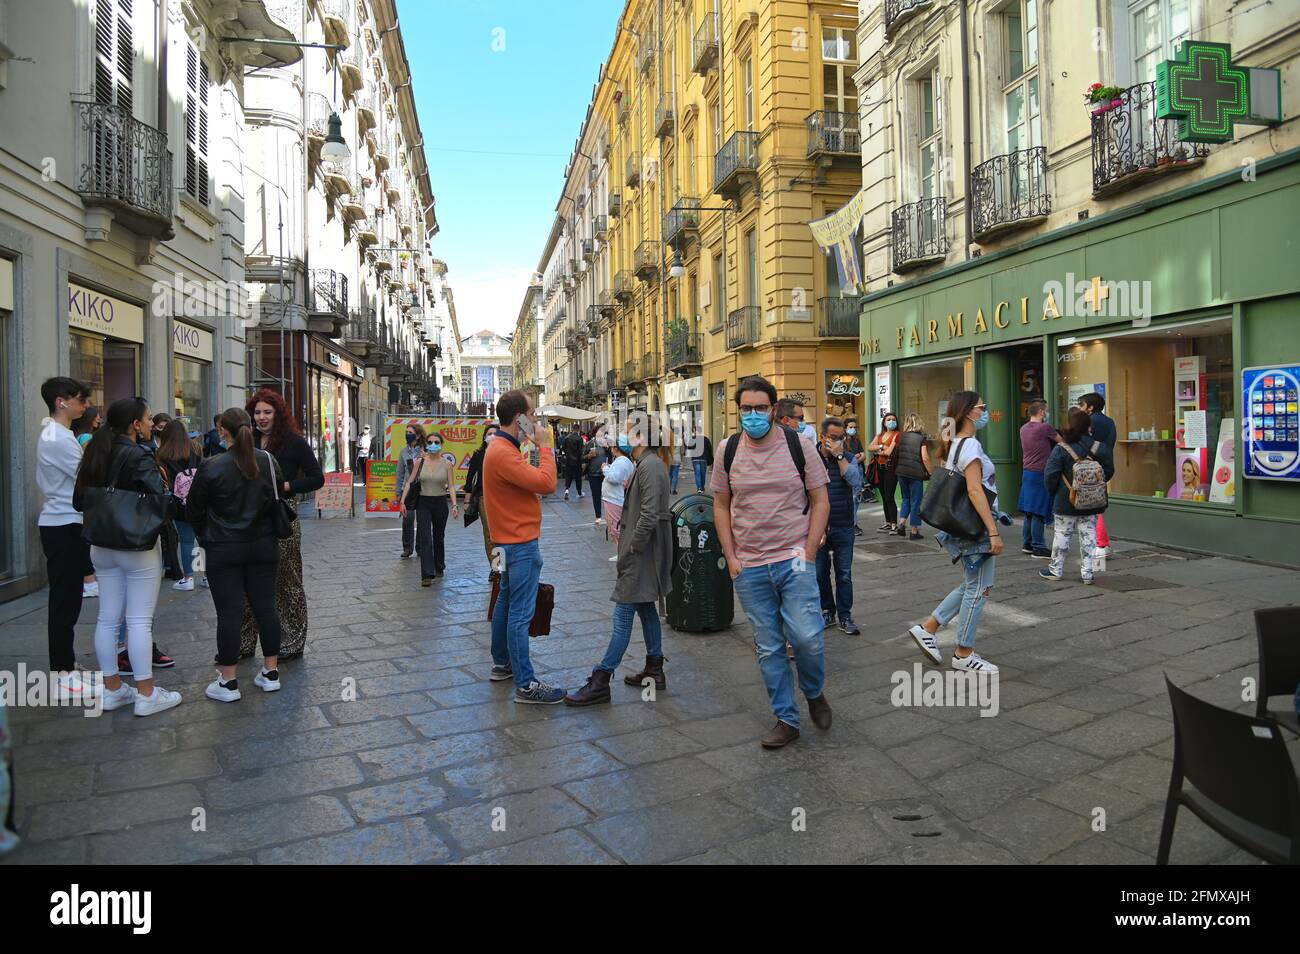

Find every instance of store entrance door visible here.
[977,341,1045,514]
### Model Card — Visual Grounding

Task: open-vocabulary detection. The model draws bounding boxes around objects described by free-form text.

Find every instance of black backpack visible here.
[722,427,808,514]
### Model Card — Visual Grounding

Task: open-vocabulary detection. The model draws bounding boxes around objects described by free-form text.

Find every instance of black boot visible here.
[565,668,612,706]
[623,654,666,690]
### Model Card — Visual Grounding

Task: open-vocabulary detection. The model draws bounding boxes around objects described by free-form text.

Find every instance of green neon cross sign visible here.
[1156,41,1249,144]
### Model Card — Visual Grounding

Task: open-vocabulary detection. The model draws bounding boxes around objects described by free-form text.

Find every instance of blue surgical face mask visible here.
[885,419,898,430]
[800,422,816,441]
[218,439,229,450]
[846,427,857,436]
[741,411,772,439]
[617,434,634,454]
[973,409,990,430]
[428,442,442,454]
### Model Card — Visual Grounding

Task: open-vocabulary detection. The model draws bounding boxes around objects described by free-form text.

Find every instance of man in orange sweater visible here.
[483,390,564,704]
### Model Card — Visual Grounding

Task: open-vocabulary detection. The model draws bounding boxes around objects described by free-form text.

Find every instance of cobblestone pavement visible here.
[2,487,1295,865]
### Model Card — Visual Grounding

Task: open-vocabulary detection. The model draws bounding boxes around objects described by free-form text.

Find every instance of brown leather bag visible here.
[488,577,554,637]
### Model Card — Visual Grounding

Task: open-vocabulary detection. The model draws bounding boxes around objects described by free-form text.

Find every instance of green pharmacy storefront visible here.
[859,150,1300,567]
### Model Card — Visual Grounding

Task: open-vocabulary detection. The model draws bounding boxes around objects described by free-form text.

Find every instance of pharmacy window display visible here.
[1055,317,1235,504]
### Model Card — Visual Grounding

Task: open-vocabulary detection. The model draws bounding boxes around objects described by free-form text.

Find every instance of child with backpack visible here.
[1040,408,1115,585]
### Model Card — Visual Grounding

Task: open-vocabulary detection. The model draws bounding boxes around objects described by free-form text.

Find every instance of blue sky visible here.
[398,1,620,339]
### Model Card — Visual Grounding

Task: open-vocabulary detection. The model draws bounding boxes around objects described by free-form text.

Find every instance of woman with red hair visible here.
[237,388,323,660]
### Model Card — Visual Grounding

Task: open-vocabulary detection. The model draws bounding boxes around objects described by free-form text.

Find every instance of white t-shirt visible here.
[37,420,84,526]
[946,436,998,511]
[601,455,635,507]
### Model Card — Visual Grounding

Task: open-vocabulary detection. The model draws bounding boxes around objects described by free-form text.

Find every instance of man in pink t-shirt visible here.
[713,376,831,749]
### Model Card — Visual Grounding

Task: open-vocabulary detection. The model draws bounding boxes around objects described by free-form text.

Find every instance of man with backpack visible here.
[1040,407,1115,585]
[712,376,831,749]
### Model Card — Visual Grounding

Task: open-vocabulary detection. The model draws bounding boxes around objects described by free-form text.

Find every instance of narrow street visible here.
[2,490,1290,864]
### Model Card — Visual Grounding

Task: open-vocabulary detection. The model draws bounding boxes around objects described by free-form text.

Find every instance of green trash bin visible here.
[666,492,733,632]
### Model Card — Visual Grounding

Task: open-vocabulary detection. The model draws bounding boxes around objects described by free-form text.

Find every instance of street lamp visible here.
[321,112,351,160]
[669,249,685,279]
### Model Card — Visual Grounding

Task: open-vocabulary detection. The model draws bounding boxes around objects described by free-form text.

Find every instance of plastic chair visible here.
[1255,607,1300,735]
[1157,676,1300,865]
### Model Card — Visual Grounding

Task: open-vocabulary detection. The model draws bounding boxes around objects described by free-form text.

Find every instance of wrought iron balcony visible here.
[817,296,862,337]
[306,92,333,142]
[1091,80,1208,198]
[321,156,352,197]
[586,304,602,331]
[891,196,948,272]
[356,208,379,245]
[613,270,635,301]
[607,369,622,391]
[655,96,675,138]
[616,99,630,126]
[714,131,760,198]
[597,289,614,316]
[624,358,642,384]
[885,0,932,38]
[634,241,661,281]
[582,238,595,261]
[692,12,719,74]
[372,247,398,273]
[75,102,174,239]
[340,37,365,93]
[318,0,350,47]
[566,329,580,354]
[806,110,861,158]
[638,42,656,74]
[372,125,392,174]
[970,146,1051,242]
[344,308,379,360]
[626,153,641,188]
[667,331,703,372]
[608,192,622,218]
[726,305,761,350]
[263,0,304,38]
[307,269,348,335]
[594,214,608,239]
[341,172,366,218]
[639,351,660,382]
[663,197,701,249]
[355,85,376,133]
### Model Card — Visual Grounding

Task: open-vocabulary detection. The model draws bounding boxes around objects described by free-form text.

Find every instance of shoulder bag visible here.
[81,448,170,551]
[919,438,997,539]
[404,457,424,508]
[261,449,297,539]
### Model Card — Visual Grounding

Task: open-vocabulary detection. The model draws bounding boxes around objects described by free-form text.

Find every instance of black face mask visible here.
[405,433,416,446]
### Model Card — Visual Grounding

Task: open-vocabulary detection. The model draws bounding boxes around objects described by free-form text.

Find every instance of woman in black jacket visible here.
[1040,408,1116,585]
[238,388,323,660]
[187,407,285,701]
[462,423,499,572]
[156,420,202,591]
[73,397,183,717]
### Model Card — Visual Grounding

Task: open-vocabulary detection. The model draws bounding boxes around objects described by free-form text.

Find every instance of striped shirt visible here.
[712,429,829,569]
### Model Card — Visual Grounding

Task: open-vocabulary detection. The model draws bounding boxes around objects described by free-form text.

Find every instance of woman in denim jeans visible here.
[906,391,1006,675]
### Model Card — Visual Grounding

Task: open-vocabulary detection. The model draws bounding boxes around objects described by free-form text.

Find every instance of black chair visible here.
[1255,607,1300,735]
[1157,676,1299,864]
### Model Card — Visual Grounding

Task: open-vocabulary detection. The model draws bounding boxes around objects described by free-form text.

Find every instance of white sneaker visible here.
[82,582,99,598]
[594,517,606,526]
[909,624,942,665]
[564,490,569,500]
[1094,547,1107,572]
[199,577,210,589]
[101,683,138,712]
[133,686,182,717]
[951,652,999,674]
[254,669,281,692]
[608,555,618,562]
[205,675,241,703]
[172,577,195,591]
[56,670,102,701]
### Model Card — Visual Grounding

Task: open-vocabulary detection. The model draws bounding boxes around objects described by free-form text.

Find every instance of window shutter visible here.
[94,0,132,109]
[185,42,210,205]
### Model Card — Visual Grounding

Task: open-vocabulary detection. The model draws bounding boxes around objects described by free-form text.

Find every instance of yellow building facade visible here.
[546,0,867,439]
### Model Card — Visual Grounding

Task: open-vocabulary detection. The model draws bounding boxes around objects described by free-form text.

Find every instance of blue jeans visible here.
[693,458,708,492]
[897,476,925,528]
[597,602,663,673]
[733,557,826,728]
[932,553,996,649]
[815,526,854,619]
[1022,514,1047,551]
[490,539,542,688]
[175,519,197,577]
[669,463,681,493]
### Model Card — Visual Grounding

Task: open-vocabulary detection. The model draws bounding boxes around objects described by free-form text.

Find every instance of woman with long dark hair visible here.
[462,423,499,575]
[1040,408,1115,584]
[905,390,1005,675]
[156,420,202,591]
[72,397,183,716]
[238,388,322,660]
[186,408,285,701]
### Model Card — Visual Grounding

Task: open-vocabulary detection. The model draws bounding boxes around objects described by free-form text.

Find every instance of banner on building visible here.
[808,188,868,293]
[365,460,399,516]
[383,417,492,493]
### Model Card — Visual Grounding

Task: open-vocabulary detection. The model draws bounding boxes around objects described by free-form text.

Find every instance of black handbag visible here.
[463,494,480,528]
[919,438,997,539]
[404,458,423,507]
[81,450,170,551]
[261,450,297,539]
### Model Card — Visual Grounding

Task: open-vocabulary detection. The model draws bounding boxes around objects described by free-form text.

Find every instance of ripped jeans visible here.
[931,553,996,649]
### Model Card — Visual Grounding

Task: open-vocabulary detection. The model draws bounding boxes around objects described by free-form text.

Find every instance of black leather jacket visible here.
[185,450,282,544]
[72,437,169,512]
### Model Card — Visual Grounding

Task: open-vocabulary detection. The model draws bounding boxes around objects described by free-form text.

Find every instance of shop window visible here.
[1055,317,1235,504]
[70,331,139,408]
[825,370,866,424]
[897,356,972,438]
[710,381,728,440]
[172,356,208,436]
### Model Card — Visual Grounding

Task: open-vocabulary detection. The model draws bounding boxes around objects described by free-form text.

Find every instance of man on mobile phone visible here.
[482,391,564,704]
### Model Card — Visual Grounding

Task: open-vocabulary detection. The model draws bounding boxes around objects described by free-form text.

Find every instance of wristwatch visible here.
[834,454,844,461]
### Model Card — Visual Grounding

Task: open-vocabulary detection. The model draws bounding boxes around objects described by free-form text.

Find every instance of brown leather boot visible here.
[760,720,800,749]
[564,668,612,706]
[622,654,666,690]
[807,693,833,730]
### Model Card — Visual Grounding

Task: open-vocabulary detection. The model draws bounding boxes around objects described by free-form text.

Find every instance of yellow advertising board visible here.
[383,417,491,494]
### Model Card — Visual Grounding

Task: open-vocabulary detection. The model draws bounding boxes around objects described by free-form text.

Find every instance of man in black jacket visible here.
[561,428,584,500]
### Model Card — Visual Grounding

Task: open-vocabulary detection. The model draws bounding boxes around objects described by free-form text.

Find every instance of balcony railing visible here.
[891,196,949,272]
[714,131,760,197]
[726,306,761,350]
[663,197,701,248]
[667,331,703,371]
[616,99,630,126]
[639,351,660,382]
[344,308,379,359]
[308,269,347,322]
[692,12,719,74]
[594,214,608,239]
[355,84,376,133]
[626,153,641,188]
[372,124,392,173]
[608,192,622,218]
[306,92,333,141]
[75,102,174,238]
[607,369,622,391]
[1091,80,1208,197]
[582,238,595,261]
[613,270,635,301]
[624,359,641,384]
[634,241,661,281]
[318,0,351,46]
[806,110,861,157]
[970,146,1051,242]
[884,0,932,38]
[597,289,614,316]
[655,96,675,138]
[817,296,861,337]
[638,42,656,74]
[586,304,601,330]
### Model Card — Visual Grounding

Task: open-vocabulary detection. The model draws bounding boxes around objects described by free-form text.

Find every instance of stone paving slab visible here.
[2,489,1297,864]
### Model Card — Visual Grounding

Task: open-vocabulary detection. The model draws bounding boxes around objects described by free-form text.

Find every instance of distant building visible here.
[459,330,514,410]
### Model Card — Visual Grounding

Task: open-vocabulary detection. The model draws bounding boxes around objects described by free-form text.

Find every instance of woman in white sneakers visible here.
[906,390,1007,675]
